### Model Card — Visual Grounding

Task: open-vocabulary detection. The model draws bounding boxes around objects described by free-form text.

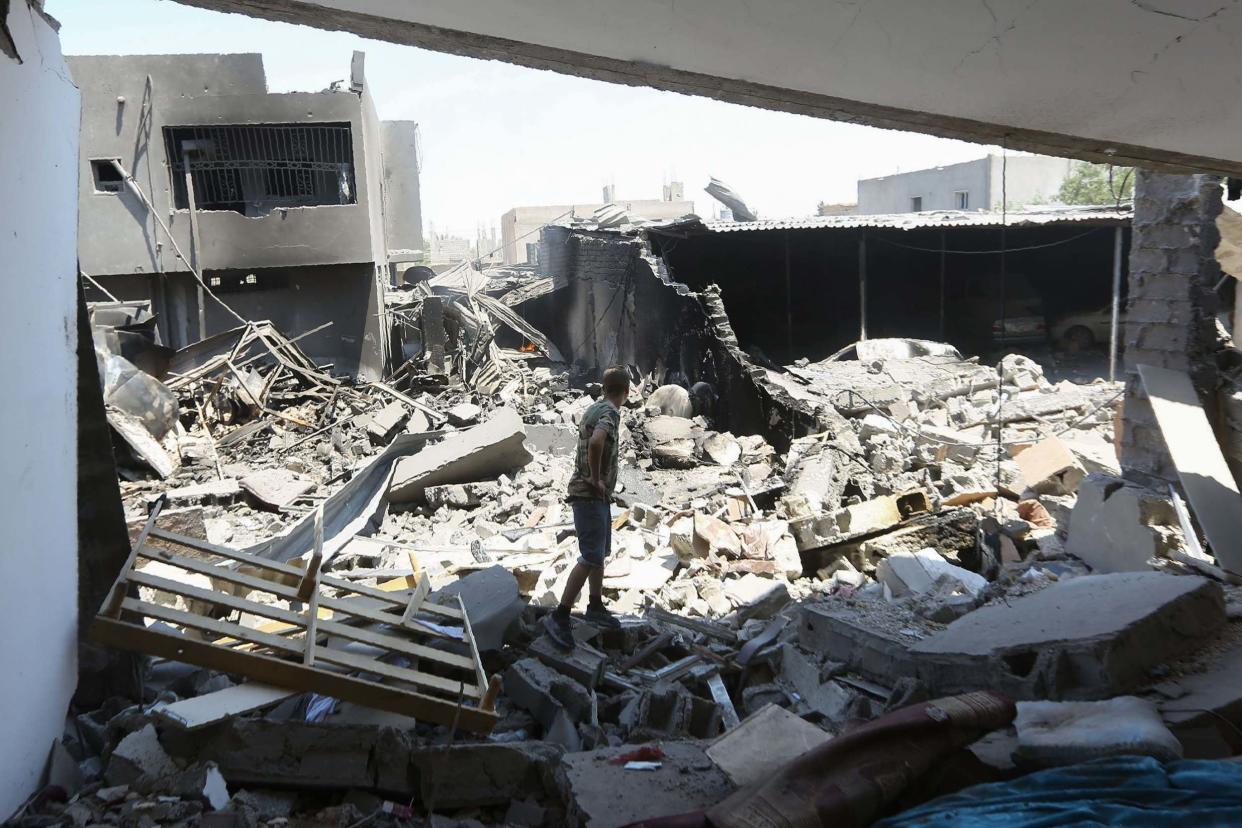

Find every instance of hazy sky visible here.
[47,0,1006,237]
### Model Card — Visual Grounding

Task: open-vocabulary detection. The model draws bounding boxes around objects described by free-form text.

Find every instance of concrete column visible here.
[1120,171,1223,485]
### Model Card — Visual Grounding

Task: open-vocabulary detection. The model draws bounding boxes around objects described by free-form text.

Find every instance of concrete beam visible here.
[178,0,1242,174]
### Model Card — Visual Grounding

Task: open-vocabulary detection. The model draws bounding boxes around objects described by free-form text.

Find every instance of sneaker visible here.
[542,612,575,650]
[584,602,622,629]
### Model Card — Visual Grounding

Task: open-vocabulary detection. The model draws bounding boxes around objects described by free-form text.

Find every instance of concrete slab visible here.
[239,468,315,510]
[360,401,409,442]
[706,704,831,787]
[911,573,1225,699]
[1015,436,1085,495]
[389,407,532,502]
[1161,641,1242,756]
[557,741,734,828]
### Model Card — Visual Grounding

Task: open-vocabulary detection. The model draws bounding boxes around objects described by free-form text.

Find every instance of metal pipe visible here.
[859,231,868,341]
[939,229,947,340]
[183,152,207,341]
[784,230,793,359]
[1109,225,1124,381]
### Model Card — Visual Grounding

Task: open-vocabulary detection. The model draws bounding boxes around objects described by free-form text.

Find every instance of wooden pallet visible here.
[91,501,499,733]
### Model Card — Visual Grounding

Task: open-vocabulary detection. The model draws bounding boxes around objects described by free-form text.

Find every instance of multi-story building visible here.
[856,154,1073,215]
[71,51,422,379]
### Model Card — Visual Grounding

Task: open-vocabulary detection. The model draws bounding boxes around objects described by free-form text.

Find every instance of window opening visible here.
[954,190,970,210]
[164,123,356,216]
[910,196,923,212]
[91,159,124,194]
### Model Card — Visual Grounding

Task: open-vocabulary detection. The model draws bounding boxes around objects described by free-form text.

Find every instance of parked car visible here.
[1050,304,1121,351]
[991,312,1048,345]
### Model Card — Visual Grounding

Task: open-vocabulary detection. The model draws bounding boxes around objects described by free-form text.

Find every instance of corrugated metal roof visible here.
[698,206,1130,233]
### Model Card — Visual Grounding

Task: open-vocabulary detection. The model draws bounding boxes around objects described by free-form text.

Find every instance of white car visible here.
[1050,305,1121,351]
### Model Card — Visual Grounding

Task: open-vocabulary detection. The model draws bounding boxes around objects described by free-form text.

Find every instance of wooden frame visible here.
[91,511,498,733]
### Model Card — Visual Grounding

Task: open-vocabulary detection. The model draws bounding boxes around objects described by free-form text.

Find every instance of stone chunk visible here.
[411,741,562,809]
[359,401,409,443]
[424,481,500,509]
[446,402,482,426]
[557,741,734,828]
[1015,436,1086,495]
[706,704,831,787]
[389,407,532,502]
[504,658,591,750]
[724,574,790,622]
[105,724,178,786]
[876,548,987,598]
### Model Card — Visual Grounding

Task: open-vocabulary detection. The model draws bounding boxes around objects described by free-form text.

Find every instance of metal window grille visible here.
[164,123,356,214]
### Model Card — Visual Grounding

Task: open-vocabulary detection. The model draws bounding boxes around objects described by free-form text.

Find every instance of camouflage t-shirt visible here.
[567,399,620,501]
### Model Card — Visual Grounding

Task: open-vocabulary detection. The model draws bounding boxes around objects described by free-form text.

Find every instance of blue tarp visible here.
[874,756,1242,827]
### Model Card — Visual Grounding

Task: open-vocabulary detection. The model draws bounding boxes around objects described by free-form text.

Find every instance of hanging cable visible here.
[870,226,1107,255]
[994,140,1010,513]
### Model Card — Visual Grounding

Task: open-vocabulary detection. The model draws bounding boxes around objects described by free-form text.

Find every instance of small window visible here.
[910,196,923,212]
[91,159,124,194]
[954,190,970,210]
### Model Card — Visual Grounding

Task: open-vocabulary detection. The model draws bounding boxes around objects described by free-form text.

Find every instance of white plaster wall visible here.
[185,0,1242,172]
[0,4,80,819]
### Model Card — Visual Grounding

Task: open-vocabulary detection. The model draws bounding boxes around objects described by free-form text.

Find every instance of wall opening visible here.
[163,123,356,216]
[89,158,123,193]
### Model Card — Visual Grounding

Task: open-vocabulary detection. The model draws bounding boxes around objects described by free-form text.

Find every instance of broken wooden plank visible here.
[1139,364,1242,575]
[90,615,497,733]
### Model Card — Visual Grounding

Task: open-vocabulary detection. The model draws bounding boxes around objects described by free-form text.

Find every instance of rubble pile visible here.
[25,306,1242,828]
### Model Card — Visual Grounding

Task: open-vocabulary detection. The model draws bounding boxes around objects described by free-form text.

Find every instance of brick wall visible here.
[1120,171,1223,484]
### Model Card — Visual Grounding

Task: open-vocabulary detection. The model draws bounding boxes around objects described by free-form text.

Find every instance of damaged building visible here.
[73,51,422,380]
[10,0,1242,826]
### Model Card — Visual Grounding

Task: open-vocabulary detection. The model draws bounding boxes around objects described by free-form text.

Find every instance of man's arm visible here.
[586,425,608,496]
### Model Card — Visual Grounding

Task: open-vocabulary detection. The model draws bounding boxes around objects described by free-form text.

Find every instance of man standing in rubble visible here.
[543,366,630,649]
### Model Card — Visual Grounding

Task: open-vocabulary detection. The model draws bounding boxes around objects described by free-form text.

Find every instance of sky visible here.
[46,0,1006,238]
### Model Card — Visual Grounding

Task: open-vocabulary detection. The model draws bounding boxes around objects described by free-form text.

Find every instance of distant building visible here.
[856,155,1073,215]
[71,51,421,379]
[500,183,694,265]
[816,202,857,216]
[428,230,473,265]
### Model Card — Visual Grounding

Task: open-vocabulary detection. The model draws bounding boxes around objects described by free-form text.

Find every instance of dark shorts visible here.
[571,499,612,569]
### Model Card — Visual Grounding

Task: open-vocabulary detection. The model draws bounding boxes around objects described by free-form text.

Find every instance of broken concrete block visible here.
[779,645,855,724]
[910,572,1226,700]
[446,402,482,426]
[389,407,532,502]
[505,658,592,723]
[424,481,500,510]
[1064,472,1177,573]
[410,741,562,809]
[239,468,315,510]
[859,412,900,441]
[557,741,734,828]
[1015,436,1086,495]
[529,635,606,689]
[705,704,831,787]
[876,548,987,599]
[724,574,790,622]
[430,565,523,651]
[128,506,208,557]
[694,512,741,558]
[1160,641,1242,757]
[105,724,178,786]
[790,490,930,552]
[137,762,230,810]
[359,401,409,443]
[155,478,243,508]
